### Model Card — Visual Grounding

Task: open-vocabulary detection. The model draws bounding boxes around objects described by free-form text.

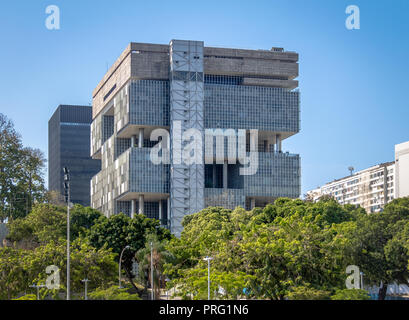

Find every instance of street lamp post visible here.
[151,241,154,300]
[63,167,71,301]
[119,245,131,288]
[29,284,46,300]
[203,256,213,300]
[150,226,160,301]
[81,279,90,300]
[360,272,364,290]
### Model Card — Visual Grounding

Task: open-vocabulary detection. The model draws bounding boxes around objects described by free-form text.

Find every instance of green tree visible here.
[165,200,358,300]
[0,113,46,221]
[0,238,118,300]
[136,234,172,299]
[70,205,103,238]
[6,203,102,246]
[0,247,31,299]
[170,267,253,300]
[286,285,331,300]
[87,213,172,292]
[335,198,409,300]
[15,147,46,216]
[331,289,371,300]
[88,284,141,300]
[23,238,117,298]
[0,113,24,222]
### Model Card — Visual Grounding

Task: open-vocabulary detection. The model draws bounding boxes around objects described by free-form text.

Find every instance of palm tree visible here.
[136,234,171,299]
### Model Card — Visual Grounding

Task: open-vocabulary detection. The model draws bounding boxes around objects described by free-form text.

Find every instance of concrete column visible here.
[131,199,137,219]
[271,135,276,153]
[276,134,282,153]
[223,161,228,189]
[212,165,217,188]
[250,198,256,210]
[138,194,144,215]
[138,128,144,148]
[131,135,137,147]
[263,140,268,152]
[159,200,163,224]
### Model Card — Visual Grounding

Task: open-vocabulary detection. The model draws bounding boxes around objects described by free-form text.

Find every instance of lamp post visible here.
[63,167,71,300]
[151,241,154,300]
[360,271,364,290]
[150,226,160,301]
[119,245,131,288]
[203,256,213,300]
[81,279,90,300]
[29,284,46,300]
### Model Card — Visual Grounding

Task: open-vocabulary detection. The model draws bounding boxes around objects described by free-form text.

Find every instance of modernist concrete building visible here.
[48,105,101,206]
[307,140,409,213]
[90,40,301,236]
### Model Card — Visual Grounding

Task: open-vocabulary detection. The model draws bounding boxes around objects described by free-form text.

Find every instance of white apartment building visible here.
[395,140,409,199]
[307,140,409,213]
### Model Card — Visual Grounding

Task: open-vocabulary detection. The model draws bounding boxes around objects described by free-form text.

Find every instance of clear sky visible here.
[0,0,408,195]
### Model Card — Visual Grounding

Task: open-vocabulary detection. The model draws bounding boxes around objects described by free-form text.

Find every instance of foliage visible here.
[87,213,172,290]
[3,185,409,301]
[334,198,409,299]
[6,203,102,246]
[0,113,46,221]
[331,289,371,300]
[13,294,37,300]
[0,238,117,300]
[164,199,366,300]
[285,285,331,300]
[88,284,141,300]
[1,203,173,299]
[26,238,117,294]
[171,267,254,300]
[136,234,172,298]
[0,247,31,300]
[6,204,65,245]
[70,205,103,238]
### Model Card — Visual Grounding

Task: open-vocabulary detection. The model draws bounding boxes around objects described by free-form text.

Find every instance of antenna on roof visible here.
[348,166,354,176]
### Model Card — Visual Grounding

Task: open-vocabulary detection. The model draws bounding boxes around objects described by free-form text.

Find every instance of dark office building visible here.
[48,105,101,206]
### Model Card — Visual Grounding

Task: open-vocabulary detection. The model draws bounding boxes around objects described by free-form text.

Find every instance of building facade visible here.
[48,105,101,206]
[90,40,301,236]
[307,140,409,213]
[395,141,409,199]
[307,162,395,213]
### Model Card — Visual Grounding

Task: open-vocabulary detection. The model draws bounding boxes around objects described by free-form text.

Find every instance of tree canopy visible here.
[0,113,46,222]
[164,198,409,300]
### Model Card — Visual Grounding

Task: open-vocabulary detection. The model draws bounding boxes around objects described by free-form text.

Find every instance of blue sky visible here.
[0,0,408,195]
